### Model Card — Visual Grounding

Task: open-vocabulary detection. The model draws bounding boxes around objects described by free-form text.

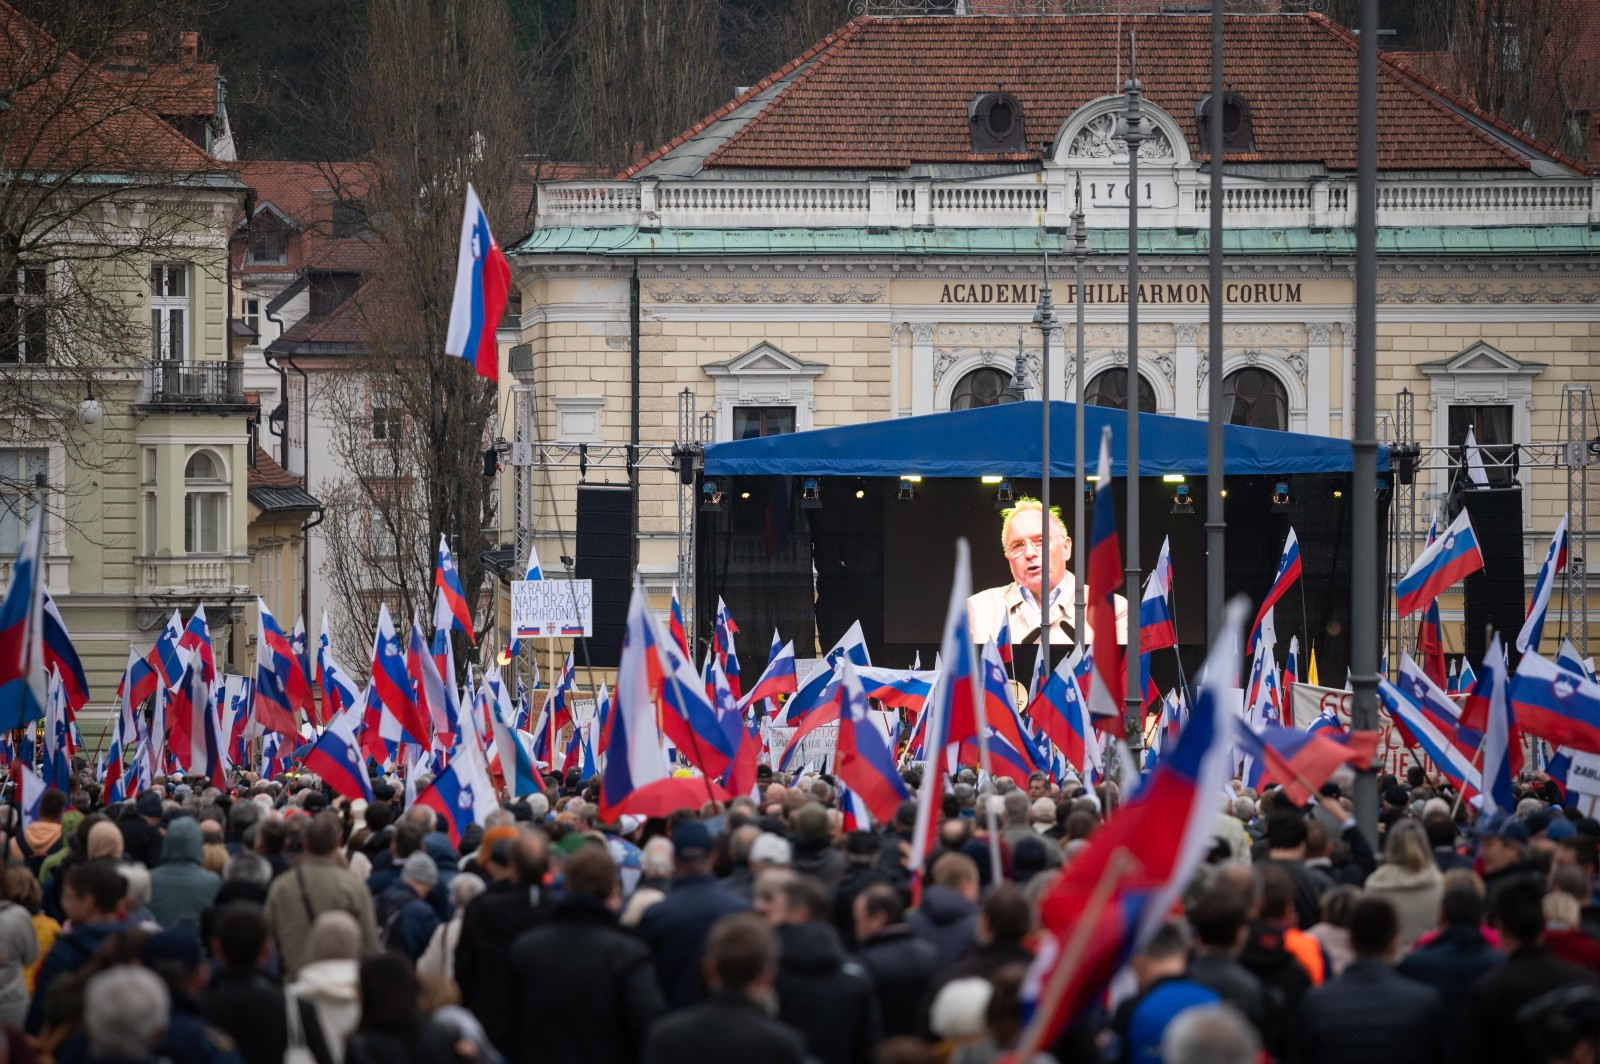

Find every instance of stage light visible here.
[901,475,922,482]
[994,479,1014,510]
[1171,483,1194,514]
[801,477,822,510]
[700,480,723,512]
[855,489,865,500]
[981,475,1004,485]
[1220,489,1228,498]
[1332,488,1343,499]
[1270,479,1292,512]
[897,477,918,502]
[739,491,751,500]
[1162,474,1186,484]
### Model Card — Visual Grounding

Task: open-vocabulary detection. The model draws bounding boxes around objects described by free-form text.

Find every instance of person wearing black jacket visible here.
[1397,882,1505,1059]
[508,844,664,1064]
[1297,896,1444,1064]
[642,913,807,1064]
[852,883,936,1039]
[1185,889,1276,1056]
[637,821,751,1011]
[200,904,334,1064]
[456,828,553,1057]
[769,874,880,1064]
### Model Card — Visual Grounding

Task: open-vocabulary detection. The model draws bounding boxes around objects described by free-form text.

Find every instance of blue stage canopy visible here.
[703,401,1387,479]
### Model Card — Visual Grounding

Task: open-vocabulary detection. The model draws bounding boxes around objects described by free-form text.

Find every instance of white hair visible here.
[449,871,487,910]
[85,966,170,1060]
[1422,797,1452,819]
[640,836,674,879]
[1517,797,1545,818]
[749,833,793,868]
[527,793,550,820]
[1162,1005,1260,1064]
[927,978,992,1040]
[117,863,152,910]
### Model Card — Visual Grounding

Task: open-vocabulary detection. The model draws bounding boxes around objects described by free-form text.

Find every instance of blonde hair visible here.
[998,498,1068,552]
[1382,818,1433,874]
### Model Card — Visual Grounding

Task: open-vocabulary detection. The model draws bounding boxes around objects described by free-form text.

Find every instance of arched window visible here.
[184,449,227,553]
[1084,368,1158,413]
[950,367,1010,411]
[1222,367,1289,431]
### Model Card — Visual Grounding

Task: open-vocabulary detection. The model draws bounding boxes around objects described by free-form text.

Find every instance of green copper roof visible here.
[511,225,1600,258]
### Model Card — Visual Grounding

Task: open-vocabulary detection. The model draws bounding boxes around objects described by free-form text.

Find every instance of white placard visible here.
[1566,751,1600,799]
[1289,683,1354,731]
[512,579,593,638]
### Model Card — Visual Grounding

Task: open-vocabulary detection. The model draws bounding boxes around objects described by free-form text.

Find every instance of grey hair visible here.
[641,836,674,879]
[449,872,487,910]
[1161,1004,1261,1064]
[117,863,152,910]
[85,966,170,1060]
[527,793,550,820]
[1517,797,1545,818]
[1231,797,1256,822]
[223,850,273,886]
[484,809,516,830]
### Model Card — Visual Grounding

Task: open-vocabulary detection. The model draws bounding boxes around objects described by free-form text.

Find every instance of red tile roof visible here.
[694,13,1558,173]
[0,2,219,173]
[249,445,301,489]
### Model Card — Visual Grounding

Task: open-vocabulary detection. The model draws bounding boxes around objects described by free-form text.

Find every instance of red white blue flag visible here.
[1517,515,1568,656]
[1509,650,1600,755]
[148,609,189,692]
[1086,426,1125,736]
[740,633,798,713]
[1137,537,1176,653]
[1468,636,1517,814]
[433,535,476,644]
[1380,672,1484,795]
[1249,528,1301,652]
[39,588,87,713]
[444,183,511,382]
[0,510,47,731]
[714,597,741,700]
[254,599,303,738]
[598,579,671,820]
[305,704,373,803]
[1396,508,1484,617]
[835,660,911,824]
[1025,647,1102,781]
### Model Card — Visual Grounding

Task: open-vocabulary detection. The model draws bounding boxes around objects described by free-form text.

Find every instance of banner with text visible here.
[512,579,593,638]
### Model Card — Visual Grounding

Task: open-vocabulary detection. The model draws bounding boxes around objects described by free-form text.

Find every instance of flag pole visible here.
[973,648,1005,885]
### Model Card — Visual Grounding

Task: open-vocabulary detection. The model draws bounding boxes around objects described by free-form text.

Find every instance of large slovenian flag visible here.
[657,624,739,779]
[909,539,979,901]
[408,616,456,749]
[1396,508,1485,618]
[148,609,189,692]
[433,535,477,644]
[443,182,511,382]
[254,599,303,738]
[0,510,47,732]
[1510,651,1600,755]
[415,729,499,846]
[177,606,217,687]
[371,604,426,750]
[1234,721,1379,805]
[41,669,71,792]
[1138,537,1176,653]
[168,654,229,788]
[668,584,690,660]
[740,635,798,713]
[1394,653,1479,762]
[598,578,671,820]
[1378,674,1484,795]
[1086,426,1125,736]
[304,705,374,803]
[834,660,911,824]
[857,667,938,713]
[1017,598,1245,1051]
[39,588,88,713]
[1249,528,1302,652]
[1415,516,1448,689]
[1518,516,1569,656]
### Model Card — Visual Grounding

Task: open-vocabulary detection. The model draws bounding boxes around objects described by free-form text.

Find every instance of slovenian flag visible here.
[433,535,476,644]
[39,588,88,713]
[0,511,48,732]
[443,183,511,382]
[1249,528,1302,652]
[1086,426,1125,736]
[506,541,544,657]
[1517,515,1568,656]
[1509,651,1600,755]
[1396,508,1484,618]
[1138,537,1177,653]
[305,706,374,803]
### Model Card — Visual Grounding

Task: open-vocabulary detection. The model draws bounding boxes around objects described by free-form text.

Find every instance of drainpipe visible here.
[630,257,641,572]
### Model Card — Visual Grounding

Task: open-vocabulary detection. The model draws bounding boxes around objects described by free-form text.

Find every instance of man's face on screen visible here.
[1004,509,1068,592]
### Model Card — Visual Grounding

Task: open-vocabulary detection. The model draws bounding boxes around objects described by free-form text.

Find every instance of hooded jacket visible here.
[0,901,37,1028]
[1362,861,1443,952]
[148,817,223,933]
[290,958,361,1064]
[909,884,978,968]
[776,921,881,1064]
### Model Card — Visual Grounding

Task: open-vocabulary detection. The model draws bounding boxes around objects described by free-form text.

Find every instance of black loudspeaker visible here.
[576,485,634,668]
[1461,488,1525,666]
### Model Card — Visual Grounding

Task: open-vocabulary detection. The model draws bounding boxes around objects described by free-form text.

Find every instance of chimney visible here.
[106,31,149,72]
[179,32,199,70]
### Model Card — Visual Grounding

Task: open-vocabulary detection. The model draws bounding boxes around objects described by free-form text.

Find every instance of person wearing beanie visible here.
[119,789,167,869]
[374,852,443,961]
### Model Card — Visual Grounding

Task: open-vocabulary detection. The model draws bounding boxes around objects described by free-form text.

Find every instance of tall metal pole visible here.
[1037,257,1057,675]
[1120,37,1145,766]
[1206,0,1226,644]
[1072,178,1089,643]
[1351,0,1381,844]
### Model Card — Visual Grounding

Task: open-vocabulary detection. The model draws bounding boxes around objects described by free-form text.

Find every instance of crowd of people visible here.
[2,757,1599,1064]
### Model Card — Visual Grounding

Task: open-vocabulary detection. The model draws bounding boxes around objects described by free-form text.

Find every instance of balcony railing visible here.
[145,360,246,406]
[536,173,1600,233]
[136,555,251,596]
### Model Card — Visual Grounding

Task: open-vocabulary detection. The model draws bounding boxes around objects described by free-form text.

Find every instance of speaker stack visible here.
[1459,488,1526,666]
[576,485,634,668]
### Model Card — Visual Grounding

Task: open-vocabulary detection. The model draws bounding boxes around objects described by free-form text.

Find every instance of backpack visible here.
[17,830,62,877]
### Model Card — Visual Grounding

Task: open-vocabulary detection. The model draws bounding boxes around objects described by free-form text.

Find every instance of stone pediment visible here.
[702,342,825,379]
[1418,342,1544,379]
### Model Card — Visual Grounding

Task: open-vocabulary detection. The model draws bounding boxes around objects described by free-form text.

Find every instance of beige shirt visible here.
[967,575,1128,648]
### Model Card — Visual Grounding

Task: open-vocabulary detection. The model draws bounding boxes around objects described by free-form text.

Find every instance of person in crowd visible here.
[508,843,664,1064]
[1297,896,1444,1063]
[0,864,39,1029]
[1109,922,1220,1064]
[1306,885,1360,980]
[1459,878,1599,1064]
[119,791,167,870]
[201,903,334,1064]
[1256,808,1325,929]
[455,828,552,1056]
[1160,1005,1261,1064]
[1364,818,1445,952]
[374,852,443,961]
[767,874,880,1064]
[13,790,67,873]
[910,852,980,967]
[640,913,808,1064]
[138,926,245,1064]
[148,817,223,934]
[27,860,127,1035]
[416,872,484,985]
[1185,889,1274,1055]
[287,912,365,1063]
[82,965,170,1064]
[1397,880,1506,1058]
[621,836,674,928]
[341,953,425,1064]
[262,814,378,978]
[637,820,751,1011]
[854,883,937,1040]
[8,866,58,996]
[1479,818,1545,897]
[1542,889,1600,976]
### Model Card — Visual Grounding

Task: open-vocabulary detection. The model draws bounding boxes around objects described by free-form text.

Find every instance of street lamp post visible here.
[1118,37,1146,767]
[1035,258,1057,677]
[1071,177,1089,644]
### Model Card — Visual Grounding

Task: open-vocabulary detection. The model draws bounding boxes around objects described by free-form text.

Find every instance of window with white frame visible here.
[183,449,227,554]
[241,297,261,338]
[0,265,47,365]
[142,447,158,555]
[150,263,189,361]
[371,384,402,442]
[731,406,795,440]
[0,448,47,554]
